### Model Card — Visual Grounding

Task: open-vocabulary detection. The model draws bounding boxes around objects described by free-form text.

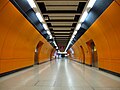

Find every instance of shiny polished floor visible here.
[0,58,120,90]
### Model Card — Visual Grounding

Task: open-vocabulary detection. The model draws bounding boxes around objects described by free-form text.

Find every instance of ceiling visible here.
[10,0,113,52]
[35,0,88,51]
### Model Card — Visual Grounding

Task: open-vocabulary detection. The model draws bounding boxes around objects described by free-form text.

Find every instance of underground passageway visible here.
[0,0,120,90]
[0,59,120,90]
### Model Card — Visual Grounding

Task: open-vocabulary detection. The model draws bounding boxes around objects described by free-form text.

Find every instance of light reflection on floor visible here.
[0,58,120,90]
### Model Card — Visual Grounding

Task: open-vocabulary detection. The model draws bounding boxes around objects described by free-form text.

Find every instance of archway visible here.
[80,46,85,64]
[50,49,56,61]
[34,41,43,65]
[86,40,98,67]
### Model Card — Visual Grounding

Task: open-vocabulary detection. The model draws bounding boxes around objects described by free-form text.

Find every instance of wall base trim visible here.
[72,60,92,66]
[0,65,33,77]
[38,60,51,65]
[99,68,120,77]
[72,60,120,77]
[85,63,92,67]
[72,60,82,64]
[0,60,52,77]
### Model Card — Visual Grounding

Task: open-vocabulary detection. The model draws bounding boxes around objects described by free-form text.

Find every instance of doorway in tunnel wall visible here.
[34,48,39,65]
[50,49,55,61]
[34,41,43,65]
[87,40,98,68]
[80,46,85,64]
[91,42,98,67]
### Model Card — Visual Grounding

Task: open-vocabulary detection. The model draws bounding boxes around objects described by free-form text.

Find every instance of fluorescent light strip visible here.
[36,12,44,22]
[71,35,75,39]
[75,23,81,30]
[58,52,67,54]
[56,47,58,49]
[53,41,57,46]
[80,11,88,23]
[47,31,51,35]
[27,0,36,8]
[43,23,49,30]
[49,35,52,39]
[73,31,78,35]
[87,0,96,8]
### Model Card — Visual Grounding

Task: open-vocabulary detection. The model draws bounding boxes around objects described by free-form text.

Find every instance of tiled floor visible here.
[0,58,120,90]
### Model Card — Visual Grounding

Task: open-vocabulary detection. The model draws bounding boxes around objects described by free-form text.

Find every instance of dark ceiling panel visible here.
[74,15,80,21]
[37,2,46,13]
[47,23,52,27]
[72,23,77,27]
[77,2,86,13]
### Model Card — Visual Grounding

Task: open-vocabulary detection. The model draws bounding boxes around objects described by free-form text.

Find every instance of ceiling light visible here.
[36,12,44,22]
[43,23,49,30]
[53,41,57,46]
[80,11,88,23]
[49,35,52,39]
[70,38,73,42]
[58,52,67,54]
[56,47,58,49]
[75,23,81,30]
[73,31,78,35]
[47,31,51,35]
[27,0,36,8]
[87,0,96,9]
[71,35,75,39]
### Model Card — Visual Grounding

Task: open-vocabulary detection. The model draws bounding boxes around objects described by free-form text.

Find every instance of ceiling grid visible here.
[36,0,88,51]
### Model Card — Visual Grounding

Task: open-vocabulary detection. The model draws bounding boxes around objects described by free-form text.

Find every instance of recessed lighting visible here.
[75,23,81,30]
[49,35,52,39]
[56,47,58,49]
[53,41,57,46]
[73,31,78,35]
[36,12,44,22]
[43,23,49,30]
[47,31,51,35]
[27,0,36,8]
[71,35,75,39]
[87,0,96,9]
[80,11,88,23]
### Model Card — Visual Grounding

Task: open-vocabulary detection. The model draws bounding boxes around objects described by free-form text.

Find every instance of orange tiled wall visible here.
[0,1,53,74]
[71,1,120,73]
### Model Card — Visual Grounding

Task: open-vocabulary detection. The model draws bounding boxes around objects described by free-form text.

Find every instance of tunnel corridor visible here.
[0,0,120,90]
